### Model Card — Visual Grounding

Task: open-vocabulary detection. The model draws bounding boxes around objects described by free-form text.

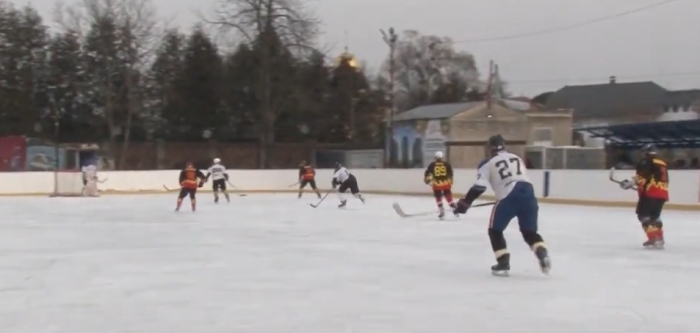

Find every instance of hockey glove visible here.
[619,179,635,190]
[424,178,431,185]
[198,180,204,188]
[332,179,338,189]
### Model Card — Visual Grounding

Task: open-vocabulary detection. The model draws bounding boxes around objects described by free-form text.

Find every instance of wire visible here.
[452,0,682,44]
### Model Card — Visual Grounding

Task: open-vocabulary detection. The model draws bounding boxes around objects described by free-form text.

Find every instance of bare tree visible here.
[380,30,482,112]
[54,0,163,169]
[201,0,320,168]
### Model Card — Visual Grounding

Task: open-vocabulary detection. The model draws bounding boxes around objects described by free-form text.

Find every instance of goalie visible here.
[81,164,99,197]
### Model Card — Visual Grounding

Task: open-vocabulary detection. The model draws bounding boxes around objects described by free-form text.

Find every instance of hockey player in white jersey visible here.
[205,158,230,203]
[81,164,99,197]
[331,163,365,208]
[453,134,551,276]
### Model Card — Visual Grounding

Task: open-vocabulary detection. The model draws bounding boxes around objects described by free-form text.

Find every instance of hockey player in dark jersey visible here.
[424,151,457,219]
[619,144,669,249]
[176,162,206,212]
[298,160,322,199]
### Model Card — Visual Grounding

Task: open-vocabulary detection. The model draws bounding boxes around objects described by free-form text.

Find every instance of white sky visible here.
[13,0,700,96]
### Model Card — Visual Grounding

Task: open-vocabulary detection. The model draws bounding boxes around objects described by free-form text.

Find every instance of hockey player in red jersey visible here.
[424,151,457,219]
[176,162,206,212]
[298,160,322,199]
[619,144,669,249]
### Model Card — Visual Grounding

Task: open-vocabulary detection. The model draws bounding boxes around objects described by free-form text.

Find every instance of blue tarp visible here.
[576,119,700,149]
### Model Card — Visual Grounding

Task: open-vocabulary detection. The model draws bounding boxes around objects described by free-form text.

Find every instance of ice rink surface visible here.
[0,193,699,333]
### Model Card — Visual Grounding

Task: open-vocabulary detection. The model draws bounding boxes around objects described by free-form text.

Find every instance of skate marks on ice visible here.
[0,195,698,331]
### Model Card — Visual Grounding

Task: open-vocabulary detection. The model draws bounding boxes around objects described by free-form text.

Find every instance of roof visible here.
[392,102,481,121]
[545,81,667,118]
[662,89,700,110]
[576,119,700,149]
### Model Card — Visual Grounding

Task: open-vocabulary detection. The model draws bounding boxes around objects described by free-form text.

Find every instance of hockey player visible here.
[81,164,99,197]
[453,134,551,276]
[205,158,230,203]
[619,144,668,249]
[424,151,457,219]
[332,163,365,208]
[298,160,322,199]
[176,162,206,212]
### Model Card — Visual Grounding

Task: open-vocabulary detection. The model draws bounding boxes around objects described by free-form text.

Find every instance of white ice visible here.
[0,193,699,333]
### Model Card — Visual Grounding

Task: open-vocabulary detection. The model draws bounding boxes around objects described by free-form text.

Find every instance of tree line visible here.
[0,0,491,167]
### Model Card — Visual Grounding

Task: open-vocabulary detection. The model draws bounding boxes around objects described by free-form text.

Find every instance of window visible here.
[532,128,553,147]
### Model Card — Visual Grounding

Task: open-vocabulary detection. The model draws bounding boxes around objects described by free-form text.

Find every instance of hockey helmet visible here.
[434,151,444,159]
[213,157,221,164]
[488,134,506,155]
[641,143,656,155]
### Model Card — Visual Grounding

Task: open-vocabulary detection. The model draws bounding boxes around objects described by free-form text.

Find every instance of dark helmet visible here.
[335,162,342,171]
[300,160,307,167]
[488,134,506,154]
[642,143,656,155]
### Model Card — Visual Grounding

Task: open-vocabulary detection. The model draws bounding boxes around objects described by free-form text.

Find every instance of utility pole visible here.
[381,27,398,167]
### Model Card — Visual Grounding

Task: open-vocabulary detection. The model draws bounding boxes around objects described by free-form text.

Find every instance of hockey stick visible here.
[309,191,330,208]
[288,181,300,188]
[98,178,108,183]
[392,201,496,218]
[163,185,173,191]
[225,180,247,196]
[609,167,637,190]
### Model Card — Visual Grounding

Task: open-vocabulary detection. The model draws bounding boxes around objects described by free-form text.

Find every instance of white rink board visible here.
[1,168,700,208]
[0,193,698,332]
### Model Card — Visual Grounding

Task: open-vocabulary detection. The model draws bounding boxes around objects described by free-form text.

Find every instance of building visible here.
[390,101,573,168]
[545,77,700,147]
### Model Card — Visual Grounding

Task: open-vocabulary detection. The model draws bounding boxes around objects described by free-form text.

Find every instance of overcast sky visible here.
[11,0,700,96]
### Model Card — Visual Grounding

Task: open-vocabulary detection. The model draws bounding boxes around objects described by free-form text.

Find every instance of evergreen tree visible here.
[0,4,49,136]
[294,50,330,141]
[221,44,258,140]
[82,14,125,143]
[148,29,185,138]
[164,26,223,140]
[46,30,91,142]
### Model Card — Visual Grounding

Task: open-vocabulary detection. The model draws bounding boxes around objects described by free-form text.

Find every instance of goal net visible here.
[50,171,85,197]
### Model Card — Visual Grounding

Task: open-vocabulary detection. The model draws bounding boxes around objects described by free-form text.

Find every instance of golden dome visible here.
[334,47,360,70]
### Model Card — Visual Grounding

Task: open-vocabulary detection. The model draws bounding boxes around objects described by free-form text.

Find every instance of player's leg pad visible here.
[521,231,544,248]
[488,228,507,254]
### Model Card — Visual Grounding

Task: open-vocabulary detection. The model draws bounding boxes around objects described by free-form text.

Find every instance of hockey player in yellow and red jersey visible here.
[176,162,206,212]
[424,151,457,219]
[619,144,669,249]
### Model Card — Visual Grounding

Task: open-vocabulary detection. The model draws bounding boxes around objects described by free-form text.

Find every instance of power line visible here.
[452,0,682,44]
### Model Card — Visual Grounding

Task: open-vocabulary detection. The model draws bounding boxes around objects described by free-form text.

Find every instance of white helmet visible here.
[213,158,221,164]
[434,151,444,159]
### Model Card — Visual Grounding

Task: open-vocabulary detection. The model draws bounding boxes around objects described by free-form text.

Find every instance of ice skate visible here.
[224,193,230,202]
[450,202,459,217]
[535,247,551,274]
[438,206,445,220]
[643,238,665,249]
[338,200,347,208]
[214,194,219,204]
[491,253,510,277]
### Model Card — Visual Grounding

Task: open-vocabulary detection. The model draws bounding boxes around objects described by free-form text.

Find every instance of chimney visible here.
[609,76,616,84]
